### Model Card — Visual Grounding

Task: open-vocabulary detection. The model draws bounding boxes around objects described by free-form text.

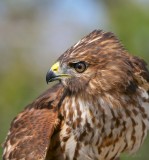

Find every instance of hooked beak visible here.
[46,62,70,84]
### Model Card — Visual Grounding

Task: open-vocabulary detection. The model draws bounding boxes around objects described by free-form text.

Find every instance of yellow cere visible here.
[51,62,59,72]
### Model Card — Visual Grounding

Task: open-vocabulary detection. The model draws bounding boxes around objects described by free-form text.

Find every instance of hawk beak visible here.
[46,62,70,84]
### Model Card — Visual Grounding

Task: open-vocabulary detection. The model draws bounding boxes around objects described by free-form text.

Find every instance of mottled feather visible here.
[3,84,65,160]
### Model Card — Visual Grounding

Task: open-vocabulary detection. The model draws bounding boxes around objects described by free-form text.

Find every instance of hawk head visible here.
[46,30,139,94]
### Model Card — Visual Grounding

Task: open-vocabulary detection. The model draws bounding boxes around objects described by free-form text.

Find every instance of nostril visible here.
[53,68,57,71]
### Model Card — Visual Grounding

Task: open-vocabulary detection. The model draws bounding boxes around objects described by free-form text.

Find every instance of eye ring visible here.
[70,61,87,73]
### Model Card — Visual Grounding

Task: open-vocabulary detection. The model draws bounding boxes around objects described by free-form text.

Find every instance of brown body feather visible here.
[3,84,65,160]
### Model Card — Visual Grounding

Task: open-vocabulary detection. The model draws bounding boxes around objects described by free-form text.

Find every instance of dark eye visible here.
[70,61,87,73]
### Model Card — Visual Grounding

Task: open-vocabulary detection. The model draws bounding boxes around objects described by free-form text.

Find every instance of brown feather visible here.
[3,83,66,160]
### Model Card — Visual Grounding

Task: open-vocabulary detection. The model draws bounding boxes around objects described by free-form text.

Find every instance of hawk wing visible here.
[3,83,65,160]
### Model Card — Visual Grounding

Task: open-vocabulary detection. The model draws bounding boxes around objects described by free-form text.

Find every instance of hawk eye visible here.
[70,61,87,73]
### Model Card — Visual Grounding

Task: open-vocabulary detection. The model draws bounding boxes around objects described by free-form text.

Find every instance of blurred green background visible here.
[0,0,149,159]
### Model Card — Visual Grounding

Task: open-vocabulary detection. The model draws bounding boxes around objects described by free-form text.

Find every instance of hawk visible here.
[3,30,149,160]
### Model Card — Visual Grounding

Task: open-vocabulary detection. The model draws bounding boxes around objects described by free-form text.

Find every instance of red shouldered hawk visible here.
[3,30,149,160]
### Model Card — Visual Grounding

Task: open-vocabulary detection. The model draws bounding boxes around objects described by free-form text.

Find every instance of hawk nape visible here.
[3,30,149,160]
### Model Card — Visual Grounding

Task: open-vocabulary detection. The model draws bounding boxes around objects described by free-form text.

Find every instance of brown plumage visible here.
[3,30,149,160]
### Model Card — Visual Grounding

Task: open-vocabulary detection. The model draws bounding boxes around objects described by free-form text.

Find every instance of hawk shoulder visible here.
[3,83,65,160]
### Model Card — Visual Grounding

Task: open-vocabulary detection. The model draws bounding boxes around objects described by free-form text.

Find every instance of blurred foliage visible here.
[104,0,149,62]
[0,0,149,159]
